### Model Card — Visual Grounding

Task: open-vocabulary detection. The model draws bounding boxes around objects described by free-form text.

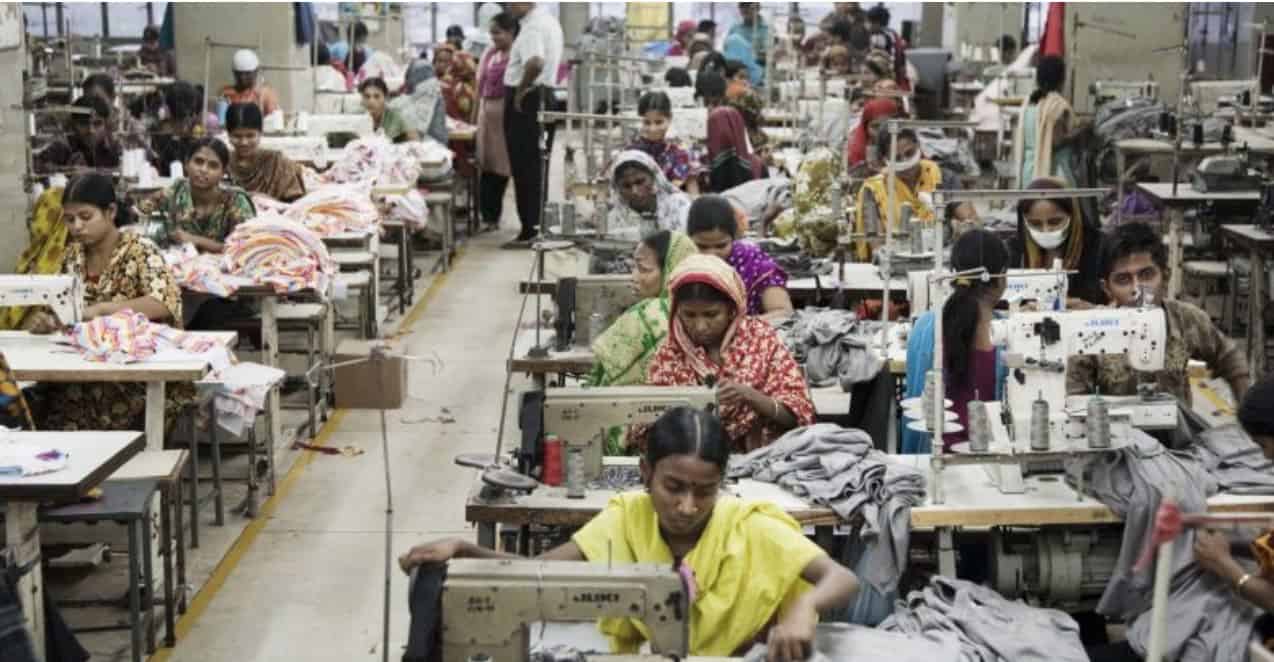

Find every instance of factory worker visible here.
[219,49,280,123]
[224,102,306,202]
[686,196,792,319]
[853,127,943,261]
[606,150,693,241]
[400,407,858,661]
[1010,177,1104,308]
[902,229,1009,454]
[1067,221,1250,405]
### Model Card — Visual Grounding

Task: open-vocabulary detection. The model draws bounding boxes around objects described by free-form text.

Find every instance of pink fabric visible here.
[67,310,216,363]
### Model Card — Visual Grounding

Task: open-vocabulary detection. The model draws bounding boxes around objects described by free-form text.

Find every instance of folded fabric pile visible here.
[1074,429,1259,661]
[776,309,886,388]
[319,137,453,189]
[283,183,379,235]
[744,623,957,662]
[1191,424,1274,494]
[222,215,335,296]
[385,189,429,232]
[727,424,924,595]
[0,444,70,477]
[880,575,1088,662]
[66,310,219,363]
[249,193,292,216]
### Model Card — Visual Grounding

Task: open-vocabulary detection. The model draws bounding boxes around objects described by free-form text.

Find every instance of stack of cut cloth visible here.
[727,424,924,597]
[1191,424,1274,494]
[65,310,285,435]
[776,308,885,388]
[281,183,379,236]
[310,136,452,189]
[1072,429,1260,662]
[880,575,1088,662]
[221,216,335,296]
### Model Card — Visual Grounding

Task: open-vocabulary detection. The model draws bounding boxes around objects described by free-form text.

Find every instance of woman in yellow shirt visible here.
[399,407,858,661]
[854,127,943,261]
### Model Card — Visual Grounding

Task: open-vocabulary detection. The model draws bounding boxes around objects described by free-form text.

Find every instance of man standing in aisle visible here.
[502,2,564,248]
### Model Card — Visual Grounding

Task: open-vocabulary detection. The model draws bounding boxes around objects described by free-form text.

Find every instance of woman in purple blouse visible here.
[686,195,794,319]
[629,91,701,194]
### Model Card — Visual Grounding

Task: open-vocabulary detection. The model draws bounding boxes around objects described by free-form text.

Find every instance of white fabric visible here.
[503,6,563,88]
[313,66,347,93]
[233,49,259,72]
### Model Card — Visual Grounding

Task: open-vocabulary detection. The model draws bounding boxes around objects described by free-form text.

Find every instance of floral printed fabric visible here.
[66,310,217,363]
[0,353,34,430]
[727,240,788,316]
[63,232,182,324]
[160,179,256,243]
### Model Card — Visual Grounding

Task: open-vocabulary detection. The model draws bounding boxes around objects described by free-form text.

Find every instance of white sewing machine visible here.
[440,559,690,662]
[907,268,1070,315]
[543,386,717,482]
[0,275,83,325]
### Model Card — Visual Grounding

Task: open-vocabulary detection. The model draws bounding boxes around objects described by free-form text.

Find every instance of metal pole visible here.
[100,2,109,41]
[881,120,899,330]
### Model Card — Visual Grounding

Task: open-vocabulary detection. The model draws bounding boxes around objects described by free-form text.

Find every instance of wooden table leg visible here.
[6,501,44,660]
[145,381,166,451]
[1252,248,1268,378]
[1167,208,1185,300]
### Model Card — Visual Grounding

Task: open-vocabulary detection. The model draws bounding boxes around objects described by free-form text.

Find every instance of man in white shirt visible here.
[502,2,564,246]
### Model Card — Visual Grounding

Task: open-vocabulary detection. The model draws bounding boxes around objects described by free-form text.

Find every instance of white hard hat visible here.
[232,49,259,72]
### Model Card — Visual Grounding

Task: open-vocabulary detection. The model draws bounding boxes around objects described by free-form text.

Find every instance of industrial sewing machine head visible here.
[0,275,84,326]
[440,559,690,662]
[552,275,641,352]
[1193,145,1260,193]
[907,267,1070,317]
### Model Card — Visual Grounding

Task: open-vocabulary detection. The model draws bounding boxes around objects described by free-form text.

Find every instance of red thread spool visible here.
[542,435,563,486]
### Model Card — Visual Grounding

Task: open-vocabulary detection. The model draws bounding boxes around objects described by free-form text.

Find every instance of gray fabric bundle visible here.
[727,424,924,594]
[776,309,886,389]
[1075,429,1259,661]
[1191,424,1274,494]
[880,575,1088,662]
[743,623,958,662]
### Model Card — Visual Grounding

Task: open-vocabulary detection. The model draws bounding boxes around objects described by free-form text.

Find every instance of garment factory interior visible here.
[9,1,1274,661]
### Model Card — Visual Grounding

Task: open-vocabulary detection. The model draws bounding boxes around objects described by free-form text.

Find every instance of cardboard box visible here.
[333,340,407,410]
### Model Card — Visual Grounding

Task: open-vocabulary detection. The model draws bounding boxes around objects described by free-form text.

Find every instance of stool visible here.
[1182,260,1228,322]
[425,190,455,272]
[109,451,190,644]
[278,302,331,436]
[336,270,374,338]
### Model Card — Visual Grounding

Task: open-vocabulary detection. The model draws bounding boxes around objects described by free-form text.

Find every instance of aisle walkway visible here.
[164,231,534,661]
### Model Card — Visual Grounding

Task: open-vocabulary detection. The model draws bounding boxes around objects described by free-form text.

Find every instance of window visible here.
[22,2,167,40]
[64,2,102,38]
[106,2,151,38]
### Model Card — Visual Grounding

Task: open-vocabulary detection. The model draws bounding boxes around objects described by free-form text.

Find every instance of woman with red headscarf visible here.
[441,48,478,177]
[846,97,899,168]
[668,20,697,56]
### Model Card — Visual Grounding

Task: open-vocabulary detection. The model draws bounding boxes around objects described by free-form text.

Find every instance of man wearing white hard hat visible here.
[219,49,280,122]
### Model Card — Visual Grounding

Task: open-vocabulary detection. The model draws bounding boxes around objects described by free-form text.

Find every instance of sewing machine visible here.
[0,275,83,325]
[1192,151,1263,193]
[440,559,690,662]
[907,268,1070,314]
[553,275,640,349]
[527,386,718,485]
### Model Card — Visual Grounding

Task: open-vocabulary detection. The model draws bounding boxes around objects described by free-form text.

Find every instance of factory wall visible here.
[172,3,313,117]
[0,4,27,273]
[949,3,1025,60]
[1066,3,1188,113]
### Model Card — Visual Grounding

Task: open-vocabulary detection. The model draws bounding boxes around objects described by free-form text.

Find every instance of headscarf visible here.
[723,34,763,87]
[675,20,697,42]
[607,150,692,239]
[589,232,698,386]
[847,97,899,166]
[706,106,763,180]
[229,149,306,202]
[1015,176,1088,271]
[392,59,446,143]
[666,254,749,380]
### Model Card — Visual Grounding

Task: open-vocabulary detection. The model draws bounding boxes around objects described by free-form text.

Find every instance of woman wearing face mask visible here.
[360,77,415,143]
[687,196,792,319]
[646,254,813,451]
[606,151,693,241]
[400,407,858,661]
[590,231,697,388]
[23,173,188,431]
[629,91,700,194]
[224,103,305,203]
[474,12,518,229]
[902,229,1009,454]
[36,95,121,174]
[1011,177,1104,308]
[845,96,899,169]
[1067,221,1249,406]
[853,128,943,261]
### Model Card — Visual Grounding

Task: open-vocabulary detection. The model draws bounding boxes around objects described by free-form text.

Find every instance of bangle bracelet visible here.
[772,398,781,420]
[1237,573,1255,594]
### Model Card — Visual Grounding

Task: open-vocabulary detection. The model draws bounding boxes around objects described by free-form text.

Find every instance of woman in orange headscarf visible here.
[441,48,477,177]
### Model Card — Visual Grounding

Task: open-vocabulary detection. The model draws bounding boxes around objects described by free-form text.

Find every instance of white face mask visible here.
[888,151,921,171]
[1028,218,1070,251]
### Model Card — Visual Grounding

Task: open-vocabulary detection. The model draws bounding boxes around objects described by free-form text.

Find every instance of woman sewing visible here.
[589,230,698,389]
[606,151,693,240]
[630,91,700,194]
[646,254,812,451]
[23,173,186,431]
[1011,177,1104,308]
[1015,55,1083,187]
[686,195,792,319]
[36,95,122,174]
[400,407,858,661]
[224,103,306,203]
[698,70,765,192]
[902,229,1009,454]
[360,77,415,143]
[151,138,256,254]
[853,128,943,261]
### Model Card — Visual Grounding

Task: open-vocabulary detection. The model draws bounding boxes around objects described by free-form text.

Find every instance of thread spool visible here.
[565,446,585,499]
[967,400,992,452]
[542,435,563,486]
[1030,396,1051,451]
[1087,396,1112,449]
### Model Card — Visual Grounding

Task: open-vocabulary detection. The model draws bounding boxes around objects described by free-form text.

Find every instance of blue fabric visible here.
[294,3,316,45]
[329,41,350,64]
[723,34,764,87]
[901,310,1006,454]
